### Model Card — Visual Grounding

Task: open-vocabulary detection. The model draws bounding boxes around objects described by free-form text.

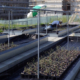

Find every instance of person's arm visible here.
[57,22,62,27]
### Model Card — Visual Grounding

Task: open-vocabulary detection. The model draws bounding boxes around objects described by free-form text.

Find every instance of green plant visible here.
[0,29,3,33]
[24,67,27,72]
[22,46,80,77]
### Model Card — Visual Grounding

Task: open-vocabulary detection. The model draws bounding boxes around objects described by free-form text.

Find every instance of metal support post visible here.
[57,13,58,33]
[36,11,38,33]
[77,1,78,43]
[11,10,14,35]
[46,11,48,35]
[37,11,40,79]
[8,11,10,47]
[11,10,13,30]
[27,20,28,29]
[36,18,38,33]
[67,14,69,50]
[77,36,78,42]
[56,12,58,33]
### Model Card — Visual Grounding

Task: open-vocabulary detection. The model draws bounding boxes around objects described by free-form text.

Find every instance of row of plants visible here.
[0,29,3,33]
[0,23,46,33]
[0,15,71,30]
[53,27,66,31]
[22,46,80,78]
[50,16,70,23]
[0,42,17,52]
[0,33,41,52]
[0,23,46,29]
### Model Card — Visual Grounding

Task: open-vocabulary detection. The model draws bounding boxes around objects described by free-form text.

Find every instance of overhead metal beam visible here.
[0,6,78,14]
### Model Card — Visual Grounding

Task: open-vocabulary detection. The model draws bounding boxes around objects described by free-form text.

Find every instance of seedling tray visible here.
[21,37,80,80]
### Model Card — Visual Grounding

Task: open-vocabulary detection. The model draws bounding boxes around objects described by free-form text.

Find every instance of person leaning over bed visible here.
[51,20,62,34]
[51,20,62,28]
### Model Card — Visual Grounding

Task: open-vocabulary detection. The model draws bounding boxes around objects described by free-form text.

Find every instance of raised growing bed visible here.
[0,36,65,80]
[61,24,78,28]
[1,24,45,32]
[1,26,44,44]
[22,27,44,34]
[0,33,8,43]
[75,29,80,33]
[21,37,80,80]
[3,26,44,36]
[9,34,44,45]
[0,34,47,63]
[42,25,79,34]
[58,25,79,37]
[0,42,17,53]
[0,33,45,53]
[15,24,45,30]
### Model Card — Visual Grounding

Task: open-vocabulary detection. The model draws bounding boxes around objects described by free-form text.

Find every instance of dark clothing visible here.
[51,24,57,28]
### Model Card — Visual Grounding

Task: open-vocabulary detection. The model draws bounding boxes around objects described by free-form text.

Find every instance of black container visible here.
[21,72,59,80]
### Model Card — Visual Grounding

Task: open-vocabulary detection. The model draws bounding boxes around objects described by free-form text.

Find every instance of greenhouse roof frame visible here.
[0,6,78,14]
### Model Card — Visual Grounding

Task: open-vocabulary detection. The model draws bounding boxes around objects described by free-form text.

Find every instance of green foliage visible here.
[58,16,67,23]
[0,29,3,33]
[50,15,71,23]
